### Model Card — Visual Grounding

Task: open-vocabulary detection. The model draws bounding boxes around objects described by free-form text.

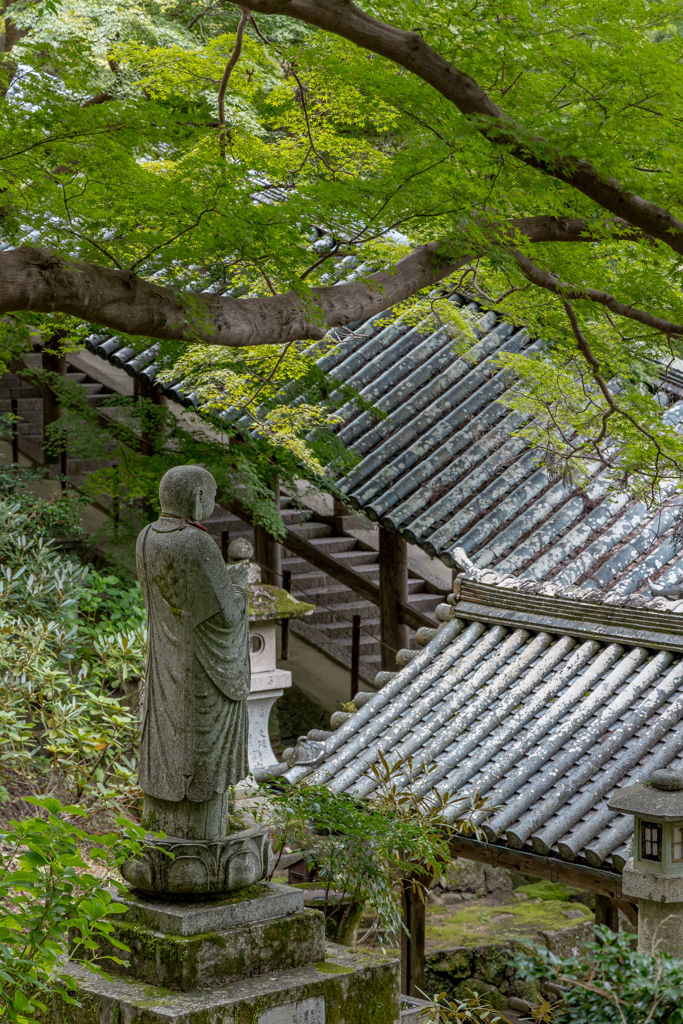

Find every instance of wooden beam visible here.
[222,495,434,631]
[42,336,66,465]
[448,835,624,899]
[379,529,409,670]
[617,899,638,929]
[595,894,620,934]
[255,480,282,586]
[401,873,432,998]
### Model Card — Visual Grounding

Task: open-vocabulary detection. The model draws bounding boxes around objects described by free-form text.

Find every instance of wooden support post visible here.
[42,336,66,465]
[10,398,18,463]
[401,876,429,998]
[134,377,165,456]
[221,493,435,631]
[112,465,120,539]
[595,894,620,934]
[379,529,409,671]
[254,479,281,586]
[281,570,291,660]
[333,497,350,516]
[221,530,230,563]
[60,448,67,490]
[351,614,360,699]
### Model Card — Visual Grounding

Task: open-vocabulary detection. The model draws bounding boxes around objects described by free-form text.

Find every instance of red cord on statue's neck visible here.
[160,512,208,532]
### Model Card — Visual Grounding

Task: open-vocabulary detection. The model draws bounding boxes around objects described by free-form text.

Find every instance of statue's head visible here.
[159,465,216,522]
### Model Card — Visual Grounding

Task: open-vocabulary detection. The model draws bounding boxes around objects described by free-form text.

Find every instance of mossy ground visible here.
[426,894,593,949]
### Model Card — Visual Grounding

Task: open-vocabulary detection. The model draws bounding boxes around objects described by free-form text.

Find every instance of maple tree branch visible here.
[218,7,250,128]
[0,214,625,346]
[512,249,683,337]
[227,0,683,256]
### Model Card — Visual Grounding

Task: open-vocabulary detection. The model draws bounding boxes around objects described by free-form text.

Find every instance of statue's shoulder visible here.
[149,518,182,533]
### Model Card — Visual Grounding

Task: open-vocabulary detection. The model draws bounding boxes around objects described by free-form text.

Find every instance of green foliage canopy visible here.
[4,0,683,499]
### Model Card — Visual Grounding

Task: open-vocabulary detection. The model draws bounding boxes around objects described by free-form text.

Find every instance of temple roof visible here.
[83,295,683,597]
[285,561,683,874]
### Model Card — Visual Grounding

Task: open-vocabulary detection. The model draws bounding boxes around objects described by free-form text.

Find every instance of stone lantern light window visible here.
[641,821,662,861]
[674,825,683,862]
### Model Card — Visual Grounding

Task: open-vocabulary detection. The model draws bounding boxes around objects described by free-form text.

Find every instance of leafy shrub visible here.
[259,754,489,946]
[0,496,146,817]
[0,796,146,1024]
[513,925,683,1023]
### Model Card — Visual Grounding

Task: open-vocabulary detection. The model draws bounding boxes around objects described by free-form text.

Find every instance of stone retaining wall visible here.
[424,920,594,1011]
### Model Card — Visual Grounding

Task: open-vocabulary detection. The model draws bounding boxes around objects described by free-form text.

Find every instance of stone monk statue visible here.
[136,465,250,842]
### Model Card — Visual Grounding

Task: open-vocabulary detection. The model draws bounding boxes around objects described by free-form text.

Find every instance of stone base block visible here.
[636,898,683,957]
[52,944,401,1024]
[94,883,324,991]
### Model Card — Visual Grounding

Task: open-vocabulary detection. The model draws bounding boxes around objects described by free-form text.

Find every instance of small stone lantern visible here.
[227,539,313,774]
[609,768,683,955]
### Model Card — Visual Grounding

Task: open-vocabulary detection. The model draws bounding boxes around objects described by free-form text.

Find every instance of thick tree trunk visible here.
[379,529,408,671]
[0,217,619,348]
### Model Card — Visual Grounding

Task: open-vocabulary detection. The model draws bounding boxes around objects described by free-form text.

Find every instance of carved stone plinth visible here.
[120,825,271,897]
[94,883,325,991]
[51,883,401,1024]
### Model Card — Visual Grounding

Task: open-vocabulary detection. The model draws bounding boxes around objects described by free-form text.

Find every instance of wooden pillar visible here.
[42,335,66,465]
[401,877,428,997]
[254,479,281,586]
[379,528,408,670]
[595,894,620,934]
[134,378,165,456]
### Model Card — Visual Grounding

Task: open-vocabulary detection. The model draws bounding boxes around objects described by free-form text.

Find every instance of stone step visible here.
[287,569,331,592]
[290,522,332,540]
[15,409,43,424]
[321,614,382,636]
[291,535,358,555]
[301,600,378,625]
[0,397,43,411]
[331,548,379,567]
[0,385,42,399]
[330,634,379,657]
[294,583,374,607]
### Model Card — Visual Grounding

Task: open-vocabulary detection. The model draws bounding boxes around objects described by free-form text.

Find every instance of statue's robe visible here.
[136,517,250,803]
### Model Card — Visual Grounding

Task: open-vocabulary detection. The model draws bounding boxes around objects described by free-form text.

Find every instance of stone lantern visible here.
[609,768,683,955]
[227,539,314,774]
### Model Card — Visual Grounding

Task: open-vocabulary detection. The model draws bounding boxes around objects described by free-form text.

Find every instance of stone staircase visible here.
[203,493,446,684]
[0,355,117,482]
[1,359,447,686]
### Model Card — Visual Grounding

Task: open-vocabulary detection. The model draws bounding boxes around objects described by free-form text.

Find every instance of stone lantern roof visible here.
[609,770,683,822]
[247,582,314,622]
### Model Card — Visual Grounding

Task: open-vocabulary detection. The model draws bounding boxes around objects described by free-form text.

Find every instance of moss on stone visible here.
[514,880,580,902]
[427,897,593,949]
[247,584,314,621]
[313,962,354,974]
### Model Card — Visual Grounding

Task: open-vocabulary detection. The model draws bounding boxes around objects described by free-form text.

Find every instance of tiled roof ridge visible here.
[448,546,683,651]
[451,545,680,610]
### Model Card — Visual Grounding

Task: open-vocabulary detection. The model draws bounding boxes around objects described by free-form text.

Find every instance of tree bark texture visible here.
[0,216,627,348]
[379,529,409,671]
